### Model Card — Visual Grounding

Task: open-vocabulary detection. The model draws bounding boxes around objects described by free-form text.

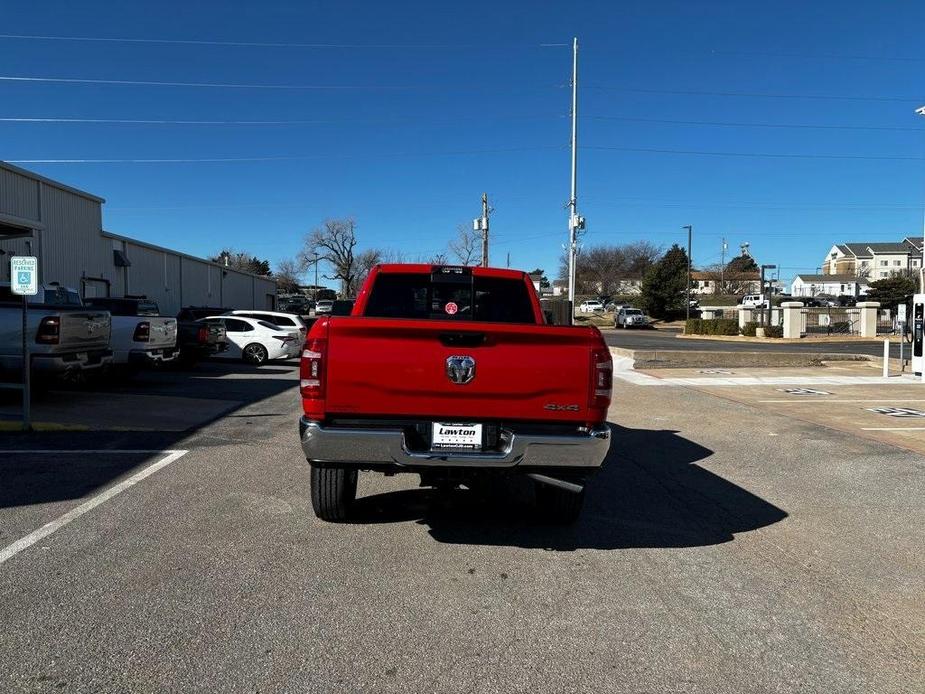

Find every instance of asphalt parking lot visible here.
[1,361,922,693]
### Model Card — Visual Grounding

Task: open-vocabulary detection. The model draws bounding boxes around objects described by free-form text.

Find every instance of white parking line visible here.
[861,427,925,431]
[0,449,188,566]
[758,399,925,404]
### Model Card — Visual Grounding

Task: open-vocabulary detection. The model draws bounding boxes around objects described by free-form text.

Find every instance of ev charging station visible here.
[913,294,925,376]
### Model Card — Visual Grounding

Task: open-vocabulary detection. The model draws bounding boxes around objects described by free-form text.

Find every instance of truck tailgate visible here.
[324,318,598,422]
[59,311,111,350]
[146,318,178,349]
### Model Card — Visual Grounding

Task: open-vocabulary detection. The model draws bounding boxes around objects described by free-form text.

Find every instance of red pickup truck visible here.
[298,264,613,523]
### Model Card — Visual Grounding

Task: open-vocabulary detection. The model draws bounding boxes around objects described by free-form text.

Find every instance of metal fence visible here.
[876,310,895,335]
[800,307,859,336]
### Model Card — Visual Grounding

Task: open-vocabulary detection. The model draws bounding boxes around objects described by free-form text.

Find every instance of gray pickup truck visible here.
[0,283,112,376]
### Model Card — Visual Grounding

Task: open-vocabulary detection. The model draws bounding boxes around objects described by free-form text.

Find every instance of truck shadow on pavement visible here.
[349,423,789,550]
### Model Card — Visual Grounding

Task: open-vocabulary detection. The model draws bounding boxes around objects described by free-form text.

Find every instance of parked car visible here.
[175,306,230,365]
[298,264,613,523]
[226,309,308,343]
[202,315,302,365]
[85,297,178,369]
[314,299,334,315]
[739,294,769,309]
[0,283,112,376]
[615,307,648,328]
[330,299,355,316]
[578,299,605,313]
[279,296,314,315]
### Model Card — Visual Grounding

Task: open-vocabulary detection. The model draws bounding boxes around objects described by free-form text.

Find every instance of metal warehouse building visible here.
[0,162,277,314]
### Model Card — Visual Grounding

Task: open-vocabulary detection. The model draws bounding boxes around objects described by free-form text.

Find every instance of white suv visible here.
[578,300,605,313]
[740,294,769,308]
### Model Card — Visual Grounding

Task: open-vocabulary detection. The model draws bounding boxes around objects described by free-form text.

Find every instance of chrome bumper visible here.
[299,418,611,469]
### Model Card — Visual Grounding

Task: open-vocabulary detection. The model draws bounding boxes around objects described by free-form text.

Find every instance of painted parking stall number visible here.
[777,388,831,396]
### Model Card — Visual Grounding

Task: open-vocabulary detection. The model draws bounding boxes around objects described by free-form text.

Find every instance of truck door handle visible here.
[439,332,487,347]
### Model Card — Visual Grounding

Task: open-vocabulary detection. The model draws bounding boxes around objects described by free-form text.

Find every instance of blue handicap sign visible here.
[17,271,31,285]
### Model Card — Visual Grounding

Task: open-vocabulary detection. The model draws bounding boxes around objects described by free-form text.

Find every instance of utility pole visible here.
[506,251,510,268]
[720,237,727,295]
[473,193,491,267]
[567,37,585,314]
[313,252,319,303]
[684,225,692,321]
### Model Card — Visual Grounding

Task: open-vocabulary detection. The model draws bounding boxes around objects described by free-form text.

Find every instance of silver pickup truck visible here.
[85,297,178,368]
[0,283,112,375]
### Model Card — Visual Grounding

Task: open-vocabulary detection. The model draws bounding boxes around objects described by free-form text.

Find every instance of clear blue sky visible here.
[3,0,924,288]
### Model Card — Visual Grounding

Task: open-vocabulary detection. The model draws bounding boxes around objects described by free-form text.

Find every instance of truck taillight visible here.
[197,326,210,343]
[300,337,327,401]
[36,317,60,344]
[133,321,151,342]
[589,347,613,411]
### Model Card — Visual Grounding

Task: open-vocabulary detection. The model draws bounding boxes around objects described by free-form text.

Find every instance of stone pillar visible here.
[857,301,880,338]
[781,302,804,339]
[738,307,754,329]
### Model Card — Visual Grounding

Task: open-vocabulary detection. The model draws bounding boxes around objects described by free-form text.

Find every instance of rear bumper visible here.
[31,349,113,373]
[126,347,179,365]
[299,417,611,469]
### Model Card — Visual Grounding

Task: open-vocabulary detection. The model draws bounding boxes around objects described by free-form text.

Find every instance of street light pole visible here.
[761,264,777,329]
[683,225,692,321]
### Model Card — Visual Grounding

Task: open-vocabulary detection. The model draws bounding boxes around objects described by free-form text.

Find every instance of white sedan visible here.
[201,316,302,365]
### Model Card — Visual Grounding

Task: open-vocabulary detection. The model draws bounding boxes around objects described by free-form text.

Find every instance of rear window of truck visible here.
[364,271,536,323]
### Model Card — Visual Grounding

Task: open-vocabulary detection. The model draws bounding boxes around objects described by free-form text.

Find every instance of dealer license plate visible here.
[431,422,482,451]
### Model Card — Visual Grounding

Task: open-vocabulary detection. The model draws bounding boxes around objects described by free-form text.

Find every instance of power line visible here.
[583,85,923,103]
[0,114,565,126]
[6,144,564,164]
[582,145,925,162]
[587,115,925,133]
[0,75,419,90]
[0,33,568,49]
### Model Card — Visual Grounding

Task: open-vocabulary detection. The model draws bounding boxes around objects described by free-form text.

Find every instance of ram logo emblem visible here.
[446,355,476,385]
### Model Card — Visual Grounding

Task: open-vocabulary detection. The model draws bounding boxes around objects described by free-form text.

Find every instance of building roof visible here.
[840,243,875,257]
[904,237,924,251]
[864,242,911,254]
[0,161,106,203]
[793,274,867,283]
[690,271,760,281]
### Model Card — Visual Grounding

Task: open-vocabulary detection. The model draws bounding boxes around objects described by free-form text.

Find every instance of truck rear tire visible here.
[310,465,357,522]
[535,482,585,524]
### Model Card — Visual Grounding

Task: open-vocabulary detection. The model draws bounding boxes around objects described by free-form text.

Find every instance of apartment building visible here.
[822,237,923,279]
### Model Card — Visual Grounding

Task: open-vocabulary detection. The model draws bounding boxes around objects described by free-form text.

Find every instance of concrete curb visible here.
[609,347,873,370]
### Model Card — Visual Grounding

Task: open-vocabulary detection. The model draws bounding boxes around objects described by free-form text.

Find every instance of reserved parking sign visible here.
[11,256,38,296]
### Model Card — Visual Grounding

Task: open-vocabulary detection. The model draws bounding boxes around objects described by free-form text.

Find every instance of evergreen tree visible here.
[641,244,689,318]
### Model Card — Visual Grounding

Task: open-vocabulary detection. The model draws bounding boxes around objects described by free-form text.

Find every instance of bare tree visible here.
[449,224,481,266]
[354,248,383,295]
[299,218,358,297]
[274,258,302,293]
[430,252,448,264]
[697,263,758,296]
[557,242,661,297]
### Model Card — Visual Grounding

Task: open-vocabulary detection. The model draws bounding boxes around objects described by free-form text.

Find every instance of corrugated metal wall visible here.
[0,166,40,220]
[0,164,276,312]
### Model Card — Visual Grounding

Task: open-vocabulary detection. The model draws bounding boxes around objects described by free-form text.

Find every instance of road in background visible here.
[605,326,907,358]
